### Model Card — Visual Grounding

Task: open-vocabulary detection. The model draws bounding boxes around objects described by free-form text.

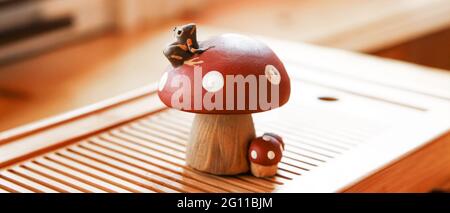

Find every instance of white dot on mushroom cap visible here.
[262,135,271,141]
[265,64,281,85]
[267,151,276,160]
[202,71,224,92]
[251,150,258,159]
[158,72,169,91]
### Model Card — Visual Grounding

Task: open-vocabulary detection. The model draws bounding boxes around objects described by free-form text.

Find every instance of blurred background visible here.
[0,0,449,132]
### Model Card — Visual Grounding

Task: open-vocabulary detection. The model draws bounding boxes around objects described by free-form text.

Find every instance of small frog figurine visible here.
[163,23,213,67]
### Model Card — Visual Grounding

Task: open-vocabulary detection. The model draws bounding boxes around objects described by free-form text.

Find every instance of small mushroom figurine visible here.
[158,23,291,175]
[249,133,284,177]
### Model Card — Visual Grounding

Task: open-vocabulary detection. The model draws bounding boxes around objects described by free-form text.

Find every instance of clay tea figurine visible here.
[158,23,291,175]
[163,23,213,67]
[249,133,284,177]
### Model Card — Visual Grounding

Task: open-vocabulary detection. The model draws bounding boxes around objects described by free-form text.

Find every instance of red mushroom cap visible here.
[248,135,283,166]
[158,34,291,114]
[263,132,284,150]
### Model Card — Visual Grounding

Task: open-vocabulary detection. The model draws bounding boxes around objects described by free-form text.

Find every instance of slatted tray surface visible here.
[0,85,386,193]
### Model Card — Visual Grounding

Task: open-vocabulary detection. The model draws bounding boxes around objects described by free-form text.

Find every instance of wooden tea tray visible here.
[0,38,449,192]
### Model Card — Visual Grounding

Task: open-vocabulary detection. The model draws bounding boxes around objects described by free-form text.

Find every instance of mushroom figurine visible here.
[158,23,291,175]
[249,133,284,177]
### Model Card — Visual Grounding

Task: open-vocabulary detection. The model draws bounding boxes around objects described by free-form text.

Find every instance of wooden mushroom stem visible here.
[250,163,278,178]
[187,113,256,175]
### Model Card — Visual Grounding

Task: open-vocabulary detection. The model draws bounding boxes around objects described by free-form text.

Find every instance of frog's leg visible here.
[187,39,214,54]
[184,57,204,66]
[191,46,215,54]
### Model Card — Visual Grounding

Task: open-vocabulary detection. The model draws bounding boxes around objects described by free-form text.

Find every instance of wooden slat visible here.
[10,166,82,193]
[128,124,187,148]
[110,130,185,160]
[126,123,185,144]
[46,153,151,193]
[63,148,224,193]
[0,176,33,193]
[33,157,126,193]
[0,170,57,193]
[22,161,104,193]
[67,145,180,193]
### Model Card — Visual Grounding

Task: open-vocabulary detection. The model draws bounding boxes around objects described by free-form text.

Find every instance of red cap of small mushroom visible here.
[262,132,284,150]
[158,34,291,114]
[248,134,284,166]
